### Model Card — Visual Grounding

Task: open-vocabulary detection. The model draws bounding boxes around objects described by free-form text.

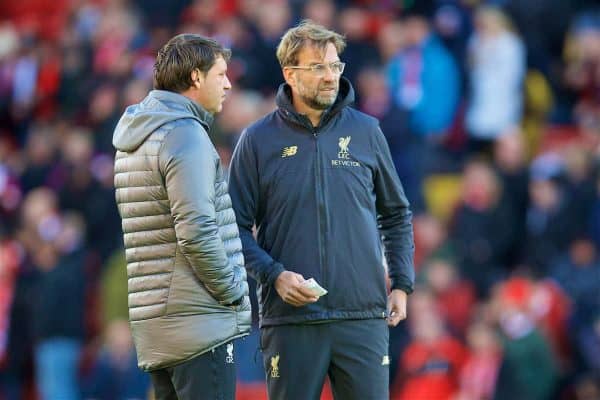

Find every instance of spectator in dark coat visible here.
[492,131,529,267]
[550,235,600,330]
[82,320,150,400]
[32,212,88,400]
[522,155,579,276]
[451,159,515,296]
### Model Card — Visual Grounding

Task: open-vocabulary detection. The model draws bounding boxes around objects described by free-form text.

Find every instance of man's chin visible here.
[301,93,336,110]
[318,100,336,109]
[309,102,331,110]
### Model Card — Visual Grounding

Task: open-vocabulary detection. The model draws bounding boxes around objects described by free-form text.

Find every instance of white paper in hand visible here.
[302,278,328,297]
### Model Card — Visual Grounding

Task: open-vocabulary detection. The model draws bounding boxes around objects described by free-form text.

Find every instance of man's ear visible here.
[191,68,203,88]
[282,67,296,88]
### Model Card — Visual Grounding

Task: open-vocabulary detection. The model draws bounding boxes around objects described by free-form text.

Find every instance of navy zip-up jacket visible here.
[229,77,414,327]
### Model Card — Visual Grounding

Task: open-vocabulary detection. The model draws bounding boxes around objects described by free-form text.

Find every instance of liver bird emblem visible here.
[338,136,351,153]
[270,354,280,378]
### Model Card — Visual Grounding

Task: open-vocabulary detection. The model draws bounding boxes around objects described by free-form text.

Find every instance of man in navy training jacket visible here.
[228,20,415,400]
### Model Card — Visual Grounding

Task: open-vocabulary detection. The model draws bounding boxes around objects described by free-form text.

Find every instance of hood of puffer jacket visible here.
[112,90,214,152]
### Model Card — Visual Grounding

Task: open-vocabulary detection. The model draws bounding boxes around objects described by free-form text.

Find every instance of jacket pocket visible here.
[230,294,251,313]
[326,163,374,194]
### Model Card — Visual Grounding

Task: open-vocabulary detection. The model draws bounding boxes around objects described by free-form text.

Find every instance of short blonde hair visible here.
[276,20,346,68]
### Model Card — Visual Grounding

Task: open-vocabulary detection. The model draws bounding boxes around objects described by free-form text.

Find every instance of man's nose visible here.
[322,66,335,81]
[224,75,232,90]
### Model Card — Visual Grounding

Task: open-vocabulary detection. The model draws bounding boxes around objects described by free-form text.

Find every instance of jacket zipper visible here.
[313,128,328,305]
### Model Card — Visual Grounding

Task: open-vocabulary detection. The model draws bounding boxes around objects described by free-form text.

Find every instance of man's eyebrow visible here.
[306,60,340,65]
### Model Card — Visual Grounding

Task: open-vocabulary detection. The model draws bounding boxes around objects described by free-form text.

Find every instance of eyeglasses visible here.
[286,61,346,76]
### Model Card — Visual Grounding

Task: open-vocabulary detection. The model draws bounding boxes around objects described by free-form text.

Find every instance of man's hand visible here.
[387,289,408,327]
[274,271,319,307]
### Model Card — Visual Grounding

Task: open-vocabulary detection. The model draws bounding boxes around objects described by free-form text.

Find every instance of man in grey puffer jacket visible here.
[112,34,251,400]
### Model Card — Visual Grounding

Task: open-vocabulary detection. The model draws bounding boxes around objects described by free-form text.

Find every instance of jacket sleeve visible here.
[159,122,245,305]
[372,125,415,293]
[228,129,286,286]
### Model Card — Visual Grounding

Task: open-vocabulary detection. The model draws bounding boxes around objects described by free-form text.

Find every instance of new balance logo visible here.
[281,146,298,158]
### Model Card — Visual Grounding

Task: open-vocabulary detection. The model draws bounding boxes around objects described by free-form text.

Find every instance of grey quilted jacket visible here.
[113,90,251,371]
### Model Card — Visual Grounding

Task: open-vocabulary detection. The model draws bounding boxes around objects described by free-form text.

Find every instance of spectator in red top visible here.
[392,291,467,400]
[424,258,477,337]
[455,320,502,400]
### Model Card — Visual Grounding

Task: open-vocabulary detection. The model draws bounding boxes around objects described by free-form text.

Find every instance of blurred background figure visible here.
[391,291,467,400]
[465,6,526,153]
[337,6,380,86]
[522,154,577,276]
[32,211,89,400]
[492,278,560,400]
[574,314,600,378]
[450,158,515,296]
[82,319,150,400]
[386,9,461,140]
[385,8,461,212]
[421,259,476,337]
[564,10,600,141]
[492,131,530,267]
[454,320,502,400]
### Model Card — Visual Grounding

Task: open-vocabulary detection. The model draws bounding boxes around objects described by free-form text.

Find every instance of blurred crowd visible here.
[1,0,600,399]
